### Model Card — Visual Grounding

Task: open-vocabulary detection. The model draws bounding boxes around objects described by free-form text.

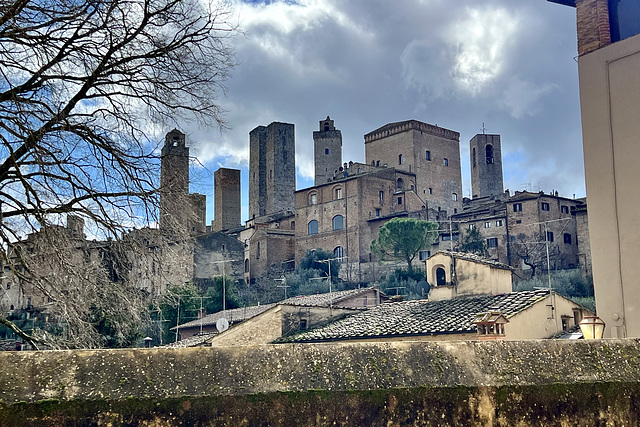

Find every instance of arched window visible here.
[334,246,344,258]
[309,192,317,205]
[472,147,476,167]
[396,178,404,190]
[324,124,330,131]
[486,144,494,164]
[325,148,329,154]
[452,193,458,201]
[436,267,446,286]
[244,259,249,273]
[332,215,344,230]
[308,220,318,235]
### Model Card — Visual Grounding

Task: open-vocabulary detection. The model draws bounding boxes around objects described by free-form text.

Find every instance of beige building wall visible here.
[425,252,512,301]
[578,33,640,337]
[504,293,588,340]
[210,306,283,347]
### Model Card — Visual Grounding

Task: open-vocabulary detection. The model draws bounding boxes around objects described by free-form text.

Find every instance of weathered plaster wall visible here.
[1,340,640,426]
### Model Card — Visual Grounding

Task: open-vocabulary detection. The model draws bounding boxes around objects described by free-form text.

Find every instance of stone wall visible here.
[2,340,640,426]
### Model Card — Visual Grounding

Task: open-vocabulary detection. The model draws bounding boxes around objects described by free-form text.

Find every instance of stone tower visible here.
[160,129,189,231]
[213,167,241,232]
[470,134,504,199]
[364,120,463,216]
[313,116,342,185]
[249,122,296,219]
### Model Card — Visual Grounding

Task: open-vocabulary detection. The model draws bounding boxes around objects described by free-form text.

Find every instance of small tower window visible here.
[325,148,329,155]
[379,191,384,202]
[334,187,342,200]
[486,145,494,164]
[426,151,431,161]
[398,154,403,165]
[397,178,404,190]
[443,158,449,166]
[452,193,457,201]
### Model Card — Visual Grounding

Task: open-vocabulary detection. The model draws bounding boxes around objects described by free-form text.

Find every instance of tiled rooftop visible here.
[276,290,552,343]
[433,251,514,271]
[171,304,276,330]
[172,288,377,330]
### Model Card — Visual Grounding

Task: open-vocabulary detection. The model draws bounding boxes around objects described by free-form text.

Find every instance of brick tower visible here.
[313,116,342,185]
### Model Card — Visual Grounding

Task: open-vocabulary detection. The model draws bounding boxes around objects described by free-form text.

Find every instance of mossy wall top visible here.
[1,339,640,404]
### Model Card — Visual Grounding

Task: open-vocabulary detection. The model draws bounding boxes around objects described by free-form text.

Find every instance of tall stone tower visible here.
[249,122,296,219]
[313,116,342,185]
[470,134,504,199]
[213,167,241,232]
[160,129,189,231]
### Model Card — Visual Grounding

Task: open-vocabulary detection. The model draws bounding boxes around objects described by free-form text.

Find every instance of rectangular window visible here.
[379,191,384,202]
[496,220,503,226]
[546,231,554,242]
[325,148,329,154]
[310,193,317,205]
[513,203,522,212]
[375,208,381,217]
[428,188,433,194]
[564,233,572,244]
[443,158,448,166]
[398,154,403,165]
[334,188,342,199]
[442,234,451,241]
[516,220,522,224]
[426,151,431,160]
[469,224,475,230]
[484,222,491,228]
[397,196,403,205]
[419,250,431,261]
[561,205,569,214]
[541,202,550,211]
[487,238,498,248]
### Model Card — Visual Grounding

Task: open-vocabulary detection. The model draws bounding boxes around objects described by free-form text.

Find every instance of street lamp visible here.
[579,316,606,339]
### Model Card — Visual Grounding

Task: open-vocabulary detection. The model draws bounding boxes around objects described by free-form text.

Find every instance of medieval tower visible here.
[313,116,342,185]
[160,129,189,231]
[364,120,463,216]
[249,122,296,219]
[160,129,206,234]
[213,167,241,232]
[470,133,504,199]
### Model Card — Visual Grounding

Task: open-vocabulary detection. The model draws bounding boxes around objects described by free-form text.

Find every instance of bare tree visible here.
[0,0,237,348]
[511,232,560,278]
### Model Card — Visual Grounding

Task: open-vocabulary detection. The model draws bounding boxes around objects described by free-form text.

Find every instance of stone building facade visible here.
[313,116,342,186]
[213,168,241,232]
[451,190,584,277]
[295,163,427,283]
[364,120,463,216]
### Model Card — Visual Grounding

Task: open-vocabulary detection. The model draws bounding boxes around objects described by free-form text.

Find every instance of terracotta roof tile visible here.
[276,290,552,343]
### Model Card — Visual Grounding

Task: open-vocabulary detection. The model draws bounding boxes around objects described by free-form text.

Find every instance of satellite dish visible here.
[216,317,229,333]
[417,280,430,298]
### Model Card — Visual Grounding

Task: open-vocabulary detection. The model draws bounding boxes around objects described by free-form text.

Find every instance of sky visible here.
[181,0,584,224]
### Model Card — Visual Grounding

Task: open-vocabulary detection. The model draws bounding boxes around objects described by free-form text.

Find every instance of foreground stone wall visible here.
[1,340,640,426]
